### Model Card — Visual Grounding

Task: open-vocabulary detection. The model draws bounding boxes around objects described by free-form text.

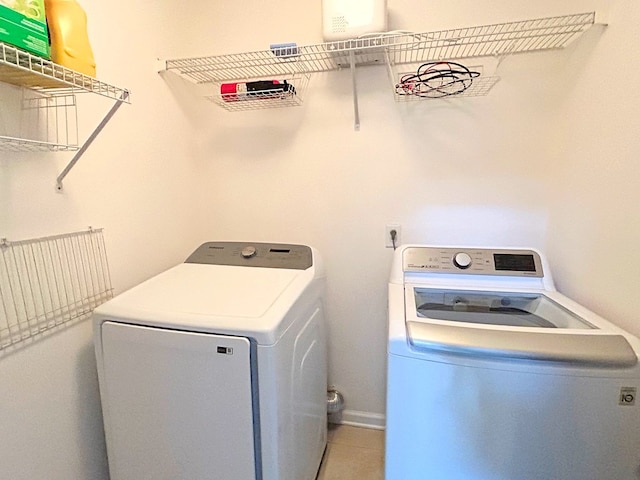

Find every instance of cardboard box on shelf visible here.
[0,0,50,58]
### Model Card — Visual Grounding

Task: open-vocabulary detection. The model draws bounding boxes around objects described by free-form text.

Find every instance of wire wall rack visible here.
[0,228,113,351]
[161,12,598,126]
[163,12,596,83]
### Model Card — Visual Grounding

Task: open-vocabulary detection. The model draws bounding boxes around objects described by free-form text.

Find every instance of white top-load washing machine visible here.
[386,245,640,480]
[93,242,327,480]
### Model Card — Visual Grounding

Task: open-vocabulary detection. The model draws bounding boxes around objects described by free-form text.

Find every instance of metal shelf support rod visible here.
[350,51,360,131]
[56,90,130,192]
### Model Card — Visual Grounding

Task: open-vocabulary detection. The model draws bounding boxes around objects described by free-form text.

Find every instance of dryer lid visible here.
[104,263,303,319]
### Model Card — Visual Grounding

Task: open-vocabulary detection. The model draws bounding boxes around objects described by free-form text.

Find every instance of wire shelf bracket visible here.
[55,90,130,191]
[0,228,113,353]
[349,51,360,131]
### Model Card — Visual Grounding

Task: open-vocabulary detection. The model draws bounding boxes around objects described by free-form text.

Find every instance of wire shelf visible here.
[0,42,131,102]
[0,228,113,351]
[165,36,389,82]
[163,12,595,118]
[383,12,596,65]
[164,12,596,83]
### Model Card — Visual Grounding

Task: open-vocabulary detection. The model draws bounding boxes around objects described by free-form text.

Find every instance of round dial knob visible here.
[241,246,257,258]
[453,252,472,269]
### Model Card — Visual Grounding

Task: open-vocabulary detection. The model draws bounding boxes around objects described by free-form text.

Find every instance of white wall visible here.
[187,0,615,425]
[546,1,640,337]
[2,0,639,477]
[0,1,205,478]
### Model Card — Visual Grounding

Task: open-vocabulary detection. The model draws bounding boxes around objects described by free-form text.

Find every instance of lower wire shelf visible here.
[0,89,79,151]
[0,136,79,152]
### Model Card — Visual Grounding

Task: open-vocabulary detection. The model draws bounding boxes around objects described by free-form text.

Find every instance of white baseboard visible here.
[329,409,386,430]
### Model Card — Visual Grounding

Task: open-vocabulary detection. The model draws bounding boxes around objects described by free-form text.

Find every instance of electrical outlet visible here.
[385,224,401,248]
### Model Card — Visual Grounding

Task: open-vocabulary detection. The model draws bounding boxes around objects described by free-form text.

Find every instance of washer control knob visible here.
[453,252,472,269]
[241,246,257,258]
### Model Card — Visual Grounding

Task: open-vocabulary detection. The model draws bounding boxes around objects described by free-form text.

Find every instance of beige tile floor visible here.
[316,424,385,480]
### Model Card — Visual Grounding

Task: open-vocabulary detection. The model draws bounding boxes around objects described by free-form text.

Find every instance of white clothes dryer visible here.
[93,242,328,480]
[386,245,640,480]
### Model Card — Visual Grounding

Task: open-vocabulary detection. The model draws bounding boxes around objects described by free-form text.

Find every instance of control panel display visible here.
[494,254,536,272]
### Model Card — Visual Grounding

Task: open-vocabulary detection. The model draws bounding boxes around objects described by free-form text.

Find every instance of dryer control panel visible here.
[185,242,313,270]
[403,247,543,277]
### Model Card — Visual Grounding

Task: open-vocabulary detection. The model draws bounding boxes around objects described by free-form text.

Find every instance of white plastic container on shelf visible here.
[322,0,387,41]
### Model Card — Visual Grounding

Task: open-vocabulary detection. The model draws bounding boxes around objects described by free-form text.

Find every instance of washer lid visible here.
[407,321,638,367]
[413,288,595,329]
[406,287,638,367]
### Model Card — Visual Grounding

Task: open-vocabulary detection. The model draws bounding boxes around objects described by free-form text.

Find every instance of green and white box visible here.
[0,0,50,58]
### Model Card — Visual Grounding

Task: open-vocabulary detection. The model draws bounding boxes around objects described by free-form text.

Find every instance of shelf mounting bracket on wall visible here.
[55,90,130,192]
[349,50,360,131]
